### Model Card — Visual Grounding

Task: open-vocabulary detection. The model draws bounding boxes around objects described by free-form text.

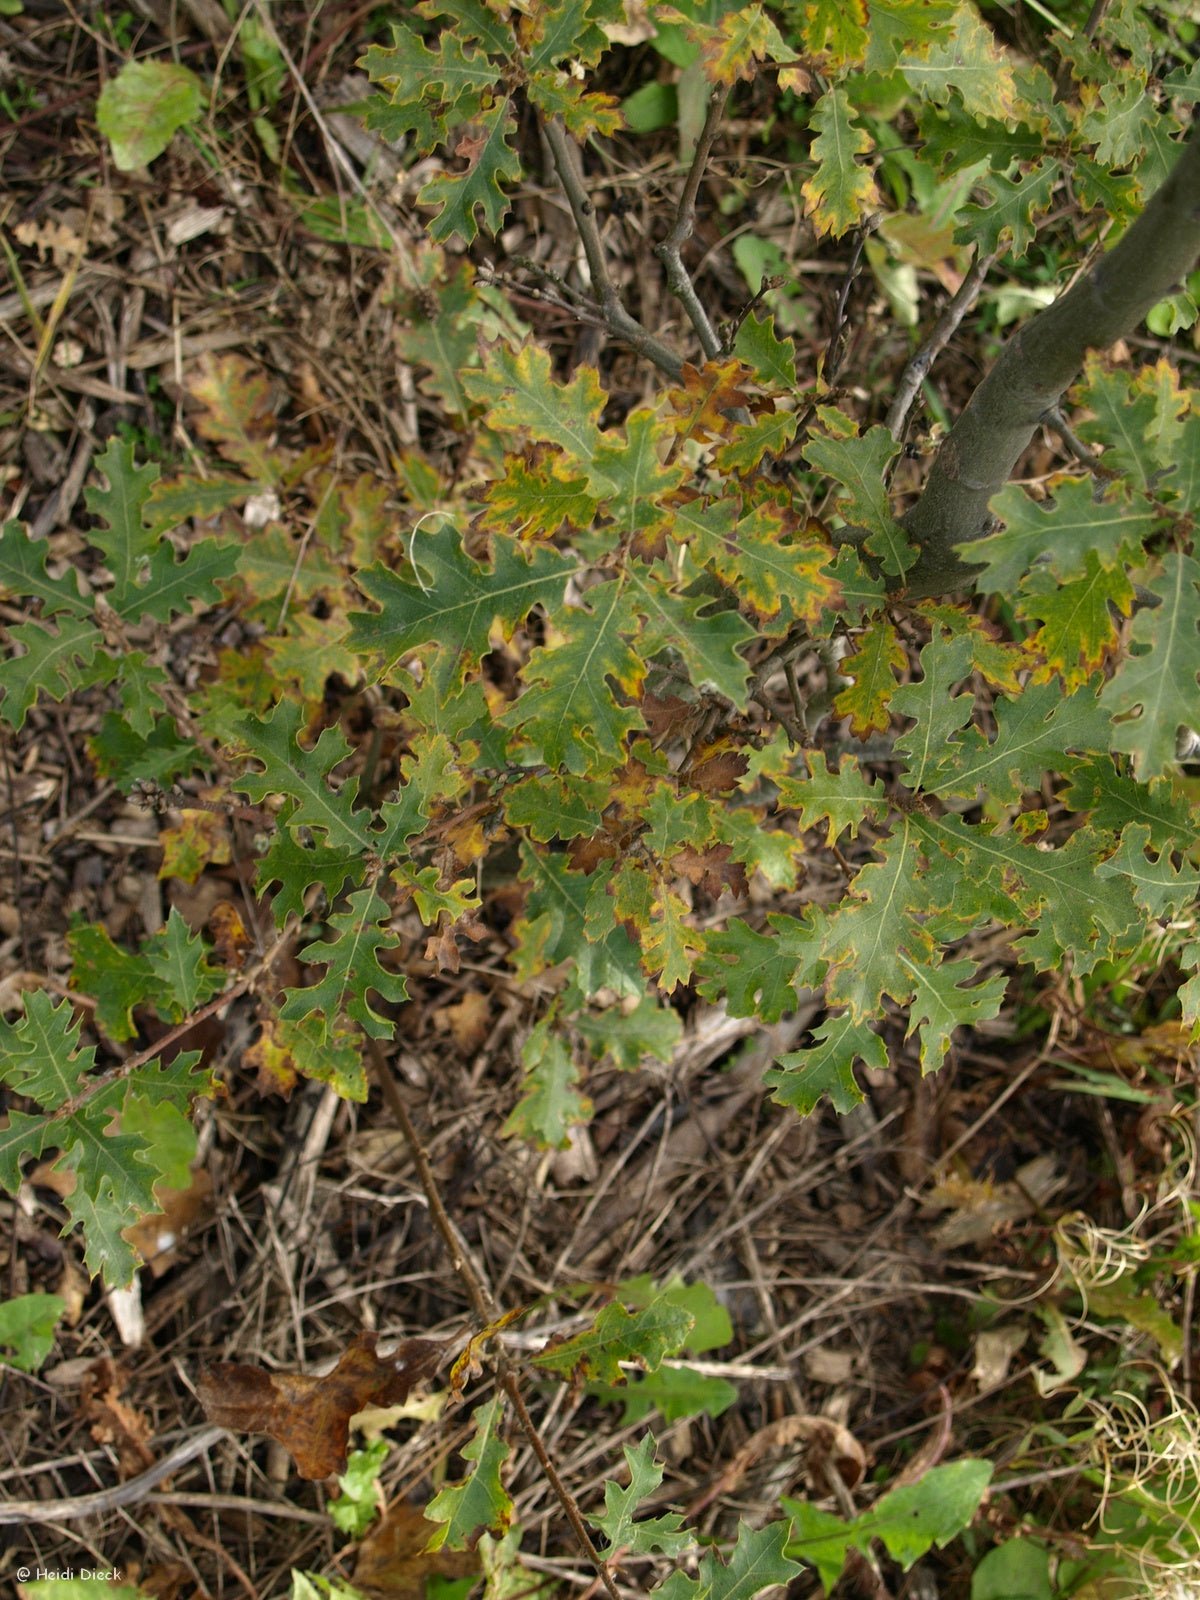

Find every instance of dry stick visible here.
[541,118,686,381]
[0,1426,227,1527]
[885,248,998,442]
[822,223,870,391]
[654,85,732,360]
[364,1036,622,1600]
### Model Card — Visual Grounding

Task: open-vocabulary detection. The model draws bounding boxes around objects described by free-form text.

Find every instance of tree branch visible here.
[654,84,731,359]
[886,247,997,441]
[902,114,1200,599]
[541,117,686,380]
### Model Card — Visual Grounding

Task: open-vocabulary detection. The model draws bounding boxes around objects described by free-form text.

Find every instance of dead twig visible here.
[0,1426,226,1526]
[886,248,997,442]
[365,1036,622,1600]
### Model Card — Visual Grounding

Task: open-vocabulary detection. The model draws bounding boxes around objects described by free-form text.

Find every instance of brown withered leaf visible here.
[354,1501,479,1600]
[670,843,748,899]
[641,692,698,743]
[422,913,489,974]
[197,1332,445,1480]
[686,743,750,795]
[568,832,620,874]
[81,1357,154,1476]
[425,926,462,973]
[435,991,492,1054]
[209,901,252,970]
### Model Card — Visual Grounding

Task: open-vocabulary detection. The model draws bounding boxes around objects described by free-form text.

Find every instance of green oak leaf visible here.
[464,343,610,480]
[733,311,798,387]
[766,1011,883,1115]
[425,1396,513,1550]
[958,478,1159,593]
[0,1292,66,1373]
[350,524,574,694]
[954,161,1059,258]
[589,1436,693,1555]
[502,1016,592,1148]
[656,1519,803,1600]
[532,1296,694,1385]
[421,98,522,243]
[774,752,888,844]
[96,60,204,170]
[694,913,823,1021]
[235,700,366,852]
[281,887,408,1039]
[506,579,647,773]
[1101,552,1200,780]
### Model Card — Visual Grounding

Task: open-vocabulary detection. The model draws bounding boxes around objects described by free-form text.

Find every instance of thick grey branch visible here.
[902,115,1200,599]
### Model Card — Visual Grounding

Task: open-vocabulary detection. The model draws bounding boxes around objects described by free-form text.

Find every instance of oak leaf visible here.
[197,1332,445,1479]
[670,843,748,899]
[666,359,753,441]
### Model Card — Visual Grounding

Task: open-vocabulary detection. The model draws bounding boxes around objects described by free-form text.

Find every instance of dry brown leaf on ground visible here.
[197,1332,446,1479]
[354,1501,479,1600]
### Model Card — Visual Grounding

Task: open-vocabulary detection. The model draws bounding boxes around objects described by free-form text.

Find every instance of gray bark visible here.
[902,114,1200,599]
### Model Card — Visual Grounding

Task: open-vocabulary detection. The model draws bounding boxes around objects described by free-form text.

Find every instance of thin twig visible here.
[0,735,30,970]
[823,223,871,390]
[541,118,685,381]
[0,1426,226,1526]
[365,1037,621,1600]
[56,922,297,1120]
[366,1035,496,1324]
[654,85,731,359]
[1040,402,1104,470]
[886,249,997,441]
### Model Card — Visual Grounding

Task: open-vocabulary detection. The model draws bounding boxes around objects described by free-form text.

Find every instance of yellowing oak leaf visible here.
[464,343,609,479]
[834,618,905,735]
[801,88,877,239]
[798,0,867,66]
[666,360,755,442]
[689,4,799,85]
